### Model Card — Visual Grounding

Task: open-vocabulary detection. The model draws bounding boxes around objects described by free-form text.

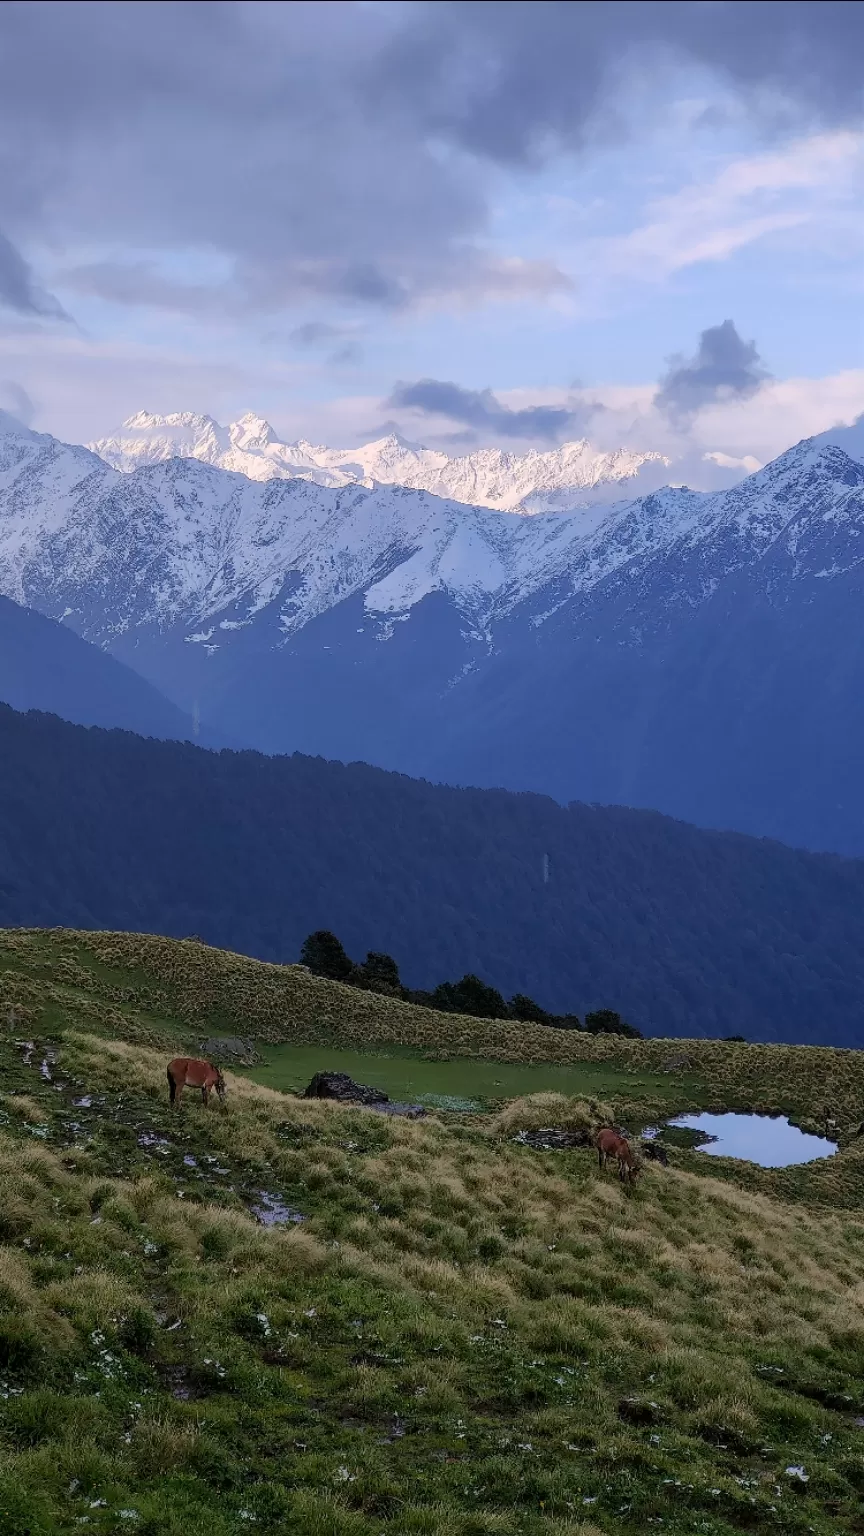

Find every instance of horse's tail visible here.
[167,1064,177,1105]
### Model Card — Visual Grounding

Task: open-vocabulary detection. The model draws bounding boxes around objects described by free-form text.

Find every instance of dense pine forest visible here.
[2,703,864,1043]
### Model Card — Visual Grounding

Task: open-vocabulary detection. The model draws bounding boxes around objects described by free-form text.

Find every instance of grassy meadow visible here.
[239,1042,705,1114]
[2,927,864,1534]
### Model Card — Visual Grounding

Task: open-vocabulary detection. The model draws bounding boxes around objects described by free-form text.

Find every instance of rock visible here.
[618,1397,663,1425]
[513,1127,593,1150]
[370,1102,427,1118]
[642,1141,669,1165]
[199,1035,260,1064]
[302,1071,390,1106]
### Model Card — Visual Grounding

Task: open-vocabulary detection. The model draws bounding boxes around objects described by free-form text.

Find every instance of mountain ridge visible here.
[5,409,864,853]
[88,409,670,512]
[0,589,216,744]
[3,699,864,1045]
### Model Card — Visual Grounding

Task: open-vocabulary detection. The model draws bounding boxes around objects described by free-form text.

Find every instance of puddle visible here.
[419,1094,484,1114]
[250,1191,305,1227]
[668,1113,837,1168]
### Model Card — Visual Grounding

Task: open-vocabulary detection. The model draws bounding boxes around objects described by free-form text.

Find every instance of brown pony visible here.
[594,1127,641,1184]
[167,1057,226,1110]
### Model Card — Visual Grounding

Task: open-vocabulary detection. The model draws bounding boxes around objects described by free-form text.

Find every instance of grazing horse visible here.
[594,1127,641,1184]
[167,1057,226,1110]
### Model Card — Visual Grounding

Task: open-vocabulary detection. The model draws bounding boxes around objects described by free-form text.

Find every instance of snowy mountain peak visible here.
[87,411,670,513]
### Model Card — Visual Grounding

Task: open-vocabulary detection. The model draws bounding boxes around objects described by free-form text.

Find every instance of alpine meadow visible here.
[2,3,864,1535]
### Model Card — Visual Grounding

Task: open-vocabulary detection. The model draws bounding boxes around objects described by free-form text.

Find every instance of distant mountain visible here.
[88,410,668,512]
[0,591,207,742]
[3,701,864,1046]
[5,408,864,853]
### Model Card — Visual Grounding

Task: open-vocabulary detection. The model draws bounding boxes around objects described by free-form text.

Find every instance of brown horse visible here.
[167,1057,226,1110]
[594,1127,641,1184]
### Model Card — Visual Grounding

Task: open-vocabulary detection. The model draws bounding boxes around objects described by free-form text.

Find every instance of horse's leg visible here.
[203,1085,210,1107]
[176,1081,184,1110]
[167,1067,176,1108]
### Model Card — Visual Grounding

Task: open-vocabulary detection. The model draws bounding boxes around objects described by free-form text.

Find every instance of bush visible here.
[508,993,551,1024]
[350,951,402,995]
[431,974,508,1020]
[584,1008,640,1038]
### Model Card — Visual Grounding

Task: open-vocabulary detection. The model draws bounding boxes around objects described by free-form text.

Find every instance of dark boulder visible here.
[302,1071,390,1106]
[642,1140,669,1166]
[618,1397,664,1425]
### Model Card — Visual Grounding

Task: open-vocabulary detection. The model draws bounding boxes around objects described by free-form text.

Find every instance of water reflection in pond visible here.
[669,1113,837,1168]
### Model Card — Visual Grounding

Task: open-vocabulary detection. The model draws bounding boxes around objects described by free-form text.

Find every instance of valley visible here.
[5,704,864,1043]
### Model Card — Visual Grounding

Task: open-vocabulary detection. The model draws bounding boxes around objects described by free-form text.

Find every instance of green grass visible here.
[241,1042,705,1112]
[3,928,864,1533]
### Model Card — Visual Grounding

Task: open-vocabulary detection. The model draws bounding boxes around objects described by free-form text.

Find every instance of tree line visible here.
[298,929,642,1036]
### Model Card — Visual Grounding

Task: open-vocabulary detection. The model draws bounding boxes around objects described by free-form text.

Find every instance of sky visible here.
[0,0,862,485]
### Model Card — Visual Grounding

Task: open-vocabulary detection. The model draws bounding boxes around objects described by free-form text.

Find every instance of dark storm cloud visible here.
[0,2,860,318]
[389,379,598,442]
[374,2,864,165]
[655,321,772,420]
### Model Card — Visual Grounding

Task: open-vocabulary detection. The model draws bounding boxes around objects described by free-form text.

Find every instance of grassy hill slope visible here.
[2,929,864,1534]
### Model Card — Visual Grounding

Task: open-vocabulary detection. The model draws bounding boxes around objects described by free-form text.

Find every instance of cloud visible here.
[388,378,599,442]
[0,2,861,323]
[590,132,864,284]
[655,320,772,421]
[0,229,67,319]
[290,322,348,348]
[374,2,864,166]
[0,379,36,424]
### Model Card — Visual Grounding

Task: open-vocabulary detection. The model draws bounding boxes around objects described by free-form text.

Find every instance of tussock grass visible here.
[491,1095,611,1136]
[2,929,864,1530]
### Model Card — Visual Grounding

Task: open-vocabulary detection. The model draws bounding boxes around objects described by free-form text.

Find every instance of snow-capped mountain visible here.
[88,410,668,512]
[5,406,864,856]
[0,408,687,642]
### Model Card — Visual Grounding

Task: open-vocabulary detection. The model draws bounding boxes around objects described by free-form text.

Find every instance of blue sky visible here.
[0,2,861,481]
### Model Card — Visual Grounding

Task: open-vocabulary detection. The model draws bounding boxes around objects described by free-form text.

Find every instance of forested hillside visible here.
[2,704,863,1043]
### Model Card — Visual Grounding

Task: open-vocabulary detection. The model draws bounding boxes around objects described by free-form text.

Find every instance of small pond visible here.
[668,1112,837,1168]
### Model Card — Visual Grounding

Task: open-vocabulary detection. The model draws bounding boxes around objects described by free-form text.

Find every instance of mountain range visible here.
[89,410,669,512]
[3,408,864,855]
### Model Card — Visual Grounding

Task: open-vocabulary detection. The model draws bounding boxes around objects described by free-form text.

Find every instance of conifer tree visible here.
[299,930,353,981]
